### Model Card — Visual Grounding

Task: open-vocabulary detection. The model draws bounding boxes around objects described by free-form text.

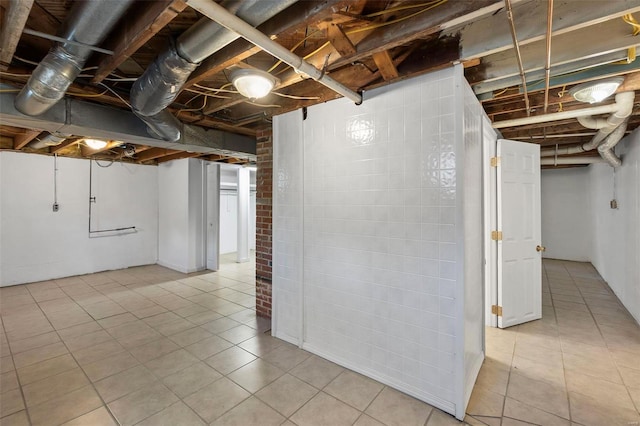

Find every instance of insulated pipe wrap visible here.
[130,0,297,140]
[134,109,183,142]
[14,0,134,116]
[15,46,83,115]
[130,42,198,117]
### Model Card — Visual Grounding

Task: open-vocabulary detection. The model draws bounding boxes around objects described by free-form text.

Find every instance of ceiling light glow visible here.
[85,138,108,149]
[569,77,624,104]
[231,69,278,100]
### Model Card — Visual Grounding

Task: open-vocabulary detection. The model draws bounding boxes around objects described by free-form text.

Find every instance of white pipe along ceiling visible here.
[539,91,634,167]
[185,0,363,105]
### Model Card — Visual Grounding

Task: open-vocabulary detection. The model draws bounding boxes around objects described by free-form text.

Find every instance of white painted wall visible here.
[273,66,484,419]
[541,168,591,261]
[589,131,640,324]
[219,166,257,255]
[0,151,158,285]
[220,192,238,254]
[158,158,206,273]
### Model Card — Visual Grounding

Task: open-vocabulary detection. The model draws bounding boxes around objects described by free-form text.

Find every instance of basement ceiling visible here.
[1,0,639,166]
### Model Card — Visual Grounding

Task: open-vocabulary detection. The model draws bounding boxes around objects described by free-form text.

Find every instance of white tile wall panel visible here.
[273,65,485,420]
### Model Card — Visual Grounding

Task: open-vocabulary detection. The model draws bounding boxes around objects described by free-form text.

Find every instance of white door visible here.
[206,163,220,271]
[497,139,542,328]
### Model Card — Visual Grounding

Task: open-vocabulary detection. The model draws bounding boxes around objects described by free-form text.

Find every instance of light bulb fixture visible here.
[569,77,624,104]
[230,69,278,100]
[84,138,108,150]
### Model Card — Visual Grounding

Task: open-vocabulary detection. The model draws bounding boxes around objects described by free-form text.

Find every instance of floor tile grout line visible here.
[3,263,256,425]
[1,329,33,425]
[24,292,121,426]
[555,262,573,424]
[564,262,632,395]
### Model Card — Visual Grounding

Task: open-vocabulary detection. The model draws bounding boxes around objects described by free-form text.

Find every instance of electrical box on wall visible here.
[52,203,59,212]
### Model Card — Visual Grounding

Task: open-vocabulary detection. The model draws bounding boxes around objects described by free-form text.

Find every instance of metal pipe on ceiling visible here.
[504,0,531,116]
[130,0,298,141]
[493,103,620,128]
[543,0,553,113]
[185,0,363,105]
[14,0,134,116]
[540,156,607,166]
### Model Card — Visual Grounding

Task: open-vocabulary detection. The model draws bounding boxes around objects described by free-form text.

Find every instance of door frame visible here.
[205,162,221,271]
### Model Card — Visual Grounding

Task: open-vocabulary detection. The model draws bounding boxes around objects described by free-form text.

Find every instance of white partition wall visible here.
[273,66,485,419]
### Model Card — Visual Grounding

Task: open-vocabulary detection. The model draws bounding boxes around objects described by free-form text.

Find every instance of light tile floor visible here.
[0,257,638,425]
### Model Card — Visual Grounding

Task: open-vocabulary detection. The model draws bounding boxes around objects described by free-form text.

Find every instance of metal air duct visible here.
[130,0,298,141]
[14,0,134,116]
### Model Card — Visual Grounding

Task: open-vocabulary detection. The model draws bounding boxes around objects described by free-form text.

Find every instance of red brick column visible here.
[255,129,273,318]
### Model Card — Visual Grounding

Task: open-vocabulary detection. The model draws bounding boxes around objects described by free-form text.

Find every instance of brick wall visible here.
[255,129,273,318]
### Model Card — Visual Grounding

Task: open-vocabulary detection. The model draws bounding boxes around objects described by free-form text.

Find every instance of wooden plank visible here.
[92,0,188,83]
[49,139,79,154]
[136,147,179,162]
[328,0,498,70]
[155,151,201,163]
[12,129,40,149]
[0,0,34,70]
[472,19,639,85]
[371,50,398,80]
[185,0,356,88]
[448,0,640,61]
[327,24,356,56]
[81,140,121,157]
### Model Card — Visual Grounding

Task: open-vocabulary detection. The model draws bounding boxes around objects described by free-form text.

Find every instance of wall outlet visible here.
[610,199,618,209]
[52,203,59,212]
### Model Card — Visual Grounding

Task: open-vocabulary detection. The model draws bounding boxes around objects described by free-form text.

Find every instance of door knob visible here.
[536,245,546,252]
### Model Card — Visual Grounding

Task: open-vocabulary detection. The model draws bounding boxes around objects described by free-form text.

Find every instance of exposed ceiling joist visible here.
[136,148,179,162]
[0,0,34,70]
[155,151,201,163]
[328,0,500,71]
[372,50,398,80]
[184,0,357,88]
[471,19,640,85]
[49,138,79,154]
[450,0,640,61]
[12,129,39,149]
[92,0,188,83]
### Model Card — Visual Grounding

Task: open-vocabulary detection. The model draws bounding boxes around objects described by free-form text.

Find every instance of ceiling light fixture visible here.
[84,138,108,150]
[569,77,624,104]
[230,69,278,100]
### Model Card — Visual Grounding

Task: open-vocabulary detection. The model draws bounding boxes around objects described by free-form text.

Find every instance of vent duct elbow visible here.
[130,0,298,138]
[14,0,134,116]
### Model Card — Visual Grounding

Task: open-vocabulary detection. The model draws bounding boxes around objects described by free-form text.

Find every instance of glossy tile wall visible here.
[272,109,304,344]
[272,65,486,419]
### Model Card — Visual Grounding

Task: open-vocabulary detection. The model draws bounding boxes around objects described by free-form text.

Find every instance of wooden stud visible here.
[12,129,40,149]
[327,24,356,56]
[372,50,398,80]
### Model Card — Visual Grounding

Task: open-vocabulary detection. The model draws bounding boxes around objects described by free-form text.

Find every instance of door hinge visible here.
[492,305,503,316]
[490,156,501,167]
[491,230,503,241]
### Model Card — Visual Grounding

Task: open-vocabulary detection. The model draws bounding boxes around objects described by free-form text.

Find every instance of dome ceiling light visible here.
[569,77,624,104]
[230,69,278,100]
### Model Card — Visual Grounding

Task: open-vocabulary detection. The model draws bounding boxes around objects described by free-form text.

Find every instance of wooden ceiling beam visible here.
[0,0,34,70]
[92,0,188,83]
[155,151,201,163]
[81,140,122,157]
[12,129,40,149]
[185,0,358,89]
[327,23,356,56]
[49,138,79,154]
[328,0,497,71]
[372,50,398,81]
[136,148,179,162]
